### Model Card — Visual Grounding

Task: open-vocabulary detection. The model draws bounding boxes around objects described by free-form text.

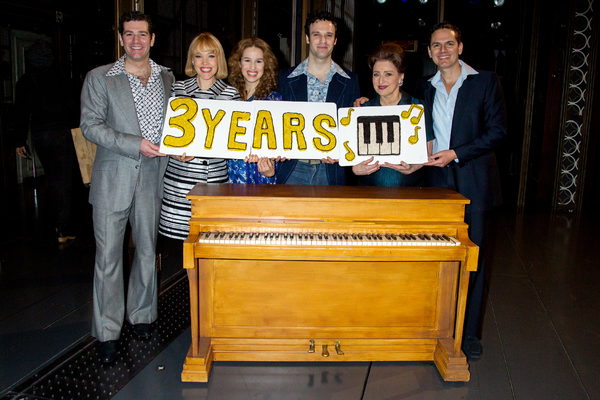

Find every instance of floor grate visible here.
[2,271,190,400]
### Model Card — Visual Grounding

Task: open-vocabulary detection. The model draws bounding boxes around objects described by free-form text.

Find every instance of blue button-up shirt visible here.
[430,60,478,155]
[287,58,350,102]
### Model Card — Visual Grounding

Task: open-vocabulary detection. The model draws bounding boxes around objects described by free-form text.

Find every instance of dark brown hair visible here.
[429,21,462,45]
[304,10,338,38]
[118,11,154,36]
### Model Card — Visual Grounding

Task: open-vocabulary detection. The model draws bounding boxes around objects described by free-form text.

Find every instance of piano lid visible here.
[186,184,470,223]
[187,183,469,203]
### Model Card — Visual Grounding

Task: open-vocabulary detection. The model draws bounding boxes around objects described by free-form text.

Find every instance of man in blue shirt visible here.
[277,10,360,185]
[415,22,507,360]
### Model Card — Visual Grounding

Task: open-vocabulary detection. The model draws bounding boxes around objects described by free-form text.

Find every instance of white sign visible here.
[159,98,427,166]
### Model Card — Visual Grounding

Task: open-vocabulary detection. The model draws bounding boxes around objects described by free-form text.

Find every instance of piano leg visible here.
[433,338,470,381]
[187,267,199,355]
[183,231,200,355]
[431,250,473,381]
[453,263,471,355]
[182,337,213,382]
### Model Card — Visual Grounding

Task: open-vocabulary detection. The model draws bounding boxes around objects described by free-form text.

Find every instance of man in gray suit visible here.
[80,11,174,363]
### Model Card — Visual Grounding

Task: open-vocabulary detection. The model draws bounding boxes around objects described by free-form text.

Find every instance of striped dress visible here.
[159,77,240,240]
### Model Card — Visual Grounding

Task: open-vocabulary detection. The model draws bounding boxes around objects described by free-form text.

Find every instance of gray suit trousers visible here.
[91,156,161,342]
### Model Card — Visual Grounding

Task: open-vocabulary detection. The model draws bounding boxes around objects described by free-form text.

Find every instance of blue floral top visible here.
[228,91,282,184]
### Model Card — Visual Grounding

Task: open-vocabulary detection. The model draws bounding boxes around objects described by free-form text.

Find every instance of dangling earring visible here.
[399,80,403,87]
[192,61,195,66]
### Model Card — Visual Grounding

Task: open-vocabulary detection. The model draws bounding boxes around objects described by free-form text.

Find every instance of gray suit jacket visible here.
[80,62,175,212]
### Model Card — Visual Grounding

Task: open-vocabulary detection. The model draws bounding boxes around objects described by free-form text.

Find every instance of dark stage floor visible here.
[1,178,598,399]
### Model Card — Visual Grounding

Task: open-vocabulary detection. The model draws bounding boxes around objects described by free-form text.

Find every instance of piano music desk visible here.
[182,184,478,382]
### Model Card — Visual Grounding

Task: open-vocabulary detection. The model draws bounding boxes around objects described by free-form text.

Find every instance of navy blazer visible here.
[276,67,360,185]
[415,70,507,211]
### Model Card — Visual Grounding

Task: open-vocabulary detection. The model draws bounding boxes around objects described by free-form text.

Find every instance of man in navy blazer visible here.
[277,10,360,185]
[415,22,507,360]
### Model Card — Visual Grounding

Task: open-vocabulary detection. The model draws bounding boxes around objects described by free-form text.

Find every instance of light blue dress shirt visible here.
[430,60,479,156]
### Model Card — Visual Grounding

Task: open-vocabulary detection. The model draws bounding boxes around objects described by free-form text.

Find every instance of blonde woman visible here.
[159,32,240,241]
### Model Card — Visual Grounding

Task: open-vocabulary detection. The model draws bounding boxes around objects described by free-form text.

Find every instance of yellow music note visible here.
[340,109,354,126]
[343,141,355,161]
[408,126,420,145]
[400,104,424,125]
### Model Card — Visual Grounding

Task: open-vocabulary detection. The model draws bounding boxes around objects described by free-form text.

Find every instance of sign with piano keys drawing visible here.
[336,104,428,166]
[159,98,427,165]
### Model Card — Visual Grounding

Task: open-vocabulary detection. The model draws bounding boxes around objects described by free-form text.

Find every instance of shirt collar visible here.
[429,60,478,84]
[287,59,350,80]
[106,55,166,77]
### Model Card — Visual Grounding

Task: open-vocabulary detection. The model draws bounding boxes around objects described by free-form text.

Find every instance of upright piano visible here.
[181,184,478,382]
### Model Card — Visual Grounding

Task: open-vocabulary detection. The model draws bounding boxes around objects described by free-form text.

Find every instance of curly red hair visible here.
[228,37,278,100]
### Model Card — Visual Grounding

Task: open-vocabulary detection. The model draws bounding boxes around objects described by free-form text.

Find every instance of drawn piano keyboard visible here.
[357,115,401,156]
[196,231,461,246]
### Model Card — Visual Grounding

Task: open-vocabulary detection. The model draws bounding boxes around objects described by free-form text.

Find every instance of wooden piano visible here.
[181,184,478,382]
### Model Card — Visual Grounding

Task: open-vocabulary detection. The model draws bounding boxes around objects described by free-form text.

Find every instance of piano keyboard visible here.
[196,231,461,246]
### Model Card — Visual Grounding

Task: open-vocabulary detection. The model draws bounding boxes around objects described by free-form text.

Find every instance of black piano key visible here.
[388,123,396,143]
[375,121,383,144]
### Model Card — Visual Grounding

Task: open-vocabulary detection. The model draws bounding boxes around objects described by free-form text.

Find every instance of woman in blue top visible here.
[227,37,282,183]
[353,43,434,187]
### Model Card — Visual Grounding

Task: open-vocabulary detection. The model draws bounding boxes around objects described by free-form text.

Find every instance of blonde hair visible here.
[184,32,228,79]
[228,37,279,100]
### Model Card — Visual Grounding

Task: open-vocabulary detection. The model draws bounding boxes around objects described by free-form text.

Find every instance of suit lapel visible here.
[451,75,474,144]
[160,69,173,114]
[326,74,346,104]
[105,73,141,135]
[289,75,308,102]
[423,81,436,109]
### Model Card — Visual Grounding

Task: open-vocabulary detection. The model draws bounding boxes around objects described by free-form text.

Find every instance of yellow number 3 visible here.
[164,98,197,148]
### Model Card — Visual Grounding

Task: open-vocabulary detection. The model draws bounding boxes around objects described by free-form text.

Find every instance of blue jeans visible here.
[284,161,328,185]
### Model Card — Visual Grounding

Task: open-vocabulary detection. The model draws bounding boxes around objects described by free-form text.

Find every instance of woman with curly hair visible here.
[227,37,282,183]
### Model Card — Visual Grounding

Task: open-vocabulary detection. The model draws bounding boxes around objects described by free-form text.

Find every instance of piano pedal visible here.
[335,341,344,355]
